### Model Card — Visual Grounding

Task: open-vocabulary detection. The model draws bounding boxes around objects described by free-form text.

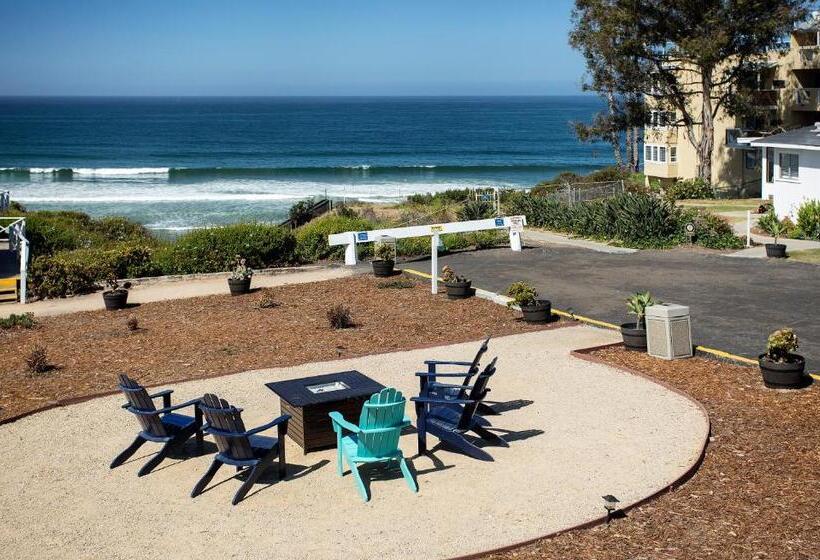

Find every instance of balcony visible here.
[752,89,779,108]
[790,88,820,111]
[644,160,678,179]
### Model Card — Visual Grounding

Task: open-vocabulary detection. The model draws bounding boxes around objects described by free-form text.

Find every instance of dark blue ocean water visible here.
[0,96,611,230]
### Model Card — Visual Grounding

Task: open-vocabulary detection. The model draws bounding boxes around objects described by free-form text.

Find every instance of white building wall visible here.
[761,147,820,219]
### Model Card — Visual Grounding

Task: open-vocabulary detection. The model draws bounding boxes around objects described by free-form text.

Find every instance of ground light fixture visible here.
[602,494,621,522]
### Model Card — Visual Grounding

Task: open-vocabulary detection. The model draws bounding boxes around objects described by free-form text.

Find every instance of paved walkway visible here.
[523,228,637,254]
[0,329,708,560]
[0,265,355,317]
[426,245,820,371]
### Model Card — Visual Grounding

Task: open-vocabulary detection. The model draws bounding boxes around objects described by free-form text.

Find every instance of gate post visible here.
[344,232,357,265]
[430,233,439,294]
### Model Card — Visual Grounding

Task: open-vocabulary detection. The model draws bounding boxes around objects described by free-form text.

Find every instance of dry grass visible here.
[487,346,820,560]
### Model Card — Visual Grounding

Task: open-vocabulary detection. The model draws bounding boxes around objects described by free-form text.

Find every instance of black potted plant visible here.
[227,255,253,296]
[441,265,472,299]
[758,328,806,388]
[371,241,395,277]
[758,210,787,258]
[506,281,551,322]
[102,275,131,311]
[620,291,658,351]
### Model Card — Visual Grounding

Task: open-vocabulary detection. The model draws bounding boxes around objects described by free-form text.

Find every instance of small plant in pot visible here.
[228,255,253,296]
[620,291,658,351]
[441,266,472,299]
[102,275,131,311]
[758,210,787,258]
[371,241,396,277]
[506,281,551,322]
[758,328,806,388]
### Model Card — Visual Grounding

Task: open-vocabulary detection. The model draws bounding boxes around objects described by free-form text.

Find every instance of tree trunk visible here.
[696,71,715,183]
[625,128,633,170]
[605,90,624,167]
[631,126,640,172]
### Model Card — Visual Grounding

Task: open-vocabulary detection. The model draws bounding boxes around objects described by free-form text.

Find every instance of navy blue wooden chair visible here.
[412,357,508,461]
[191,393,291,505]
[110,374,203,477]
[416,337,497,416]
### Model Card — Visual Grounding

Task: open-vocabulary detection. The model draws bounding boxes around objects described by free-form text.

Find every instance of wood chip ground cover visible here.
[487,347,819,560]
[0,275,554,420]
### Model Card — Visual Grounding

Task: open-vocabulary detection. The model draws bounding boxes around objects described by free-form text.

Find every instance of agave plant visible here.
[625,291,658,329]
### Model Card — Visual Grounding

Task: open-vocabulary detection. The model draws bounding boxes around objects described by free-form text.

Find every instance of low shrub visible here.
[681,210,745,250]
[258,291,280,308]
[506,281,538,308]
[24,211,153,259]
[287,198,316,228]
[125,315,139,331]
[157,223,296,274]
[377,278,417,289]
[665,178,715,200]
[457,199,494,221]
[295,214,374,262]
[795,199,820,240]
[90,216,152,243]
[0,313,36,330]
[765,328,799,362]
[327,304,353,329]
[25,345,50,375]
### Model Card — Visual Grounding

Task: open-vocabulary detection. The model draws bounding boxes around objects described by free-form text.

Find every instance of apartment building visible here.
[643,15,820,196]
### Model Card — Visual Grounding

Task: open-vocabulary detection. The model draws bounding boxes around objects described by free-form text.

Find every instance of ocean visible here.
[0,96,612,231]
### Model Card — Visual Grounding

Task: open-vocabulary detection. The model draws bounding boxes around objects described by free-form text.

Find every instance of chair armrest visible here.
[244,414,291,437]
[423,360,474,366]
[428,382,473,390]
[415,371,472,378]
[132,397,201,416]
[148,389,173,400]
[328,411,361,434]
[411,396,471,406]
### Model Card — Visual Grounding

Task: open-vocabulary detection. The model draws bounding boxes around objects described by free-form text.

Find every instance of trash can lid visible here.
[646,303,690,319]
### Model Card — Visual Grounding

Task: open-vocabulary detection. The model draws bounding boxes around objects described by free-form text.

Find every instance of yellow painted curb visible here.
[401,267,820,381]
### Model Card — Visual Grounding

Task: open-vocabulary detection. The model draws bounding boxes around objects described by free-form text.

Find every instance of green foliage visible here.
[158,223,296,274]
[405,188,472,206]
[757,210,789,243]
[25,345,51,375]
[377,278,417,289]
[288,198,315,227]
[666,178,715,200]
[0,313,36,330]
[396,236,431,257]
[29,243,157,299]
[795,199,820,240]
[457,199,494,221]
[295,214,374,262]
[373,241,395,261]
[506,281,538,308]
[90,216,152,242]
[681,209,745,250]
[625,291,658,328]
[766,328,799,363]
[327,304,353,329]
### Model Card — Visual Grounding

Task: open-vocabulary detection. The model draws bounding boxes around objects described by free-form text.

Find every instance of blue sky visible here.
[0,0,585,96]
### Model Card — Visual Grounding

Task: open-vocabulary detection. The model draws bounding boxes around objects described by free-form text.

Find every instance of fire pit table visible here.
[265,370,385,452]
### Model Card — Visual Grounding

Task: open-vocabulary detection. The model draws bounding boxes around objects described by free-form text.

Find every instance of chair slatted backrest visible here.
[117,374,167,437]
[356,388,407,459]
[456,357,498,431]
[454,336,491,397]
[200,393,255,460]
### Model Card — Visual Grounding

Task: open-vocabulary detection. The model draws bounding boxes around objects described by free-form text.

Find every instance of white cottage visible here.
[750,124,820,219]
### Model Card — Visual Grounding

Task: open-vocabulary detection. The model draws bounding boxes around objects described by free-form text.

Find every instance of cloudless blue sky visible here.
[0,0,586,96]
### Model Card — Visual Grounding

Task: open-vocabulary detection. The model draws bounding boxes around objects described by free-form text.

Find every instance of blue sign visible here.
[494,218,504,227]
[357,232,368,241]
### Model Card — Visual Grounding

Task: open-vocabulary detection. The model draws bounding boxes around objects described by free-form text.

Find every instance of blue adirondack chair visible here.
[412,357,508,461]
[416,337,497,416]
[110,374,204,476]
[329,387,418,502]
[191,393,291,505]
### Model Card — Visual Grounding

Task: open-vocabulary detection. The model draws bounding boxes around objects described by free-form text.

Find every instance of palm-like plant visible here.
[626,291,658,329]
[758,210,787,244]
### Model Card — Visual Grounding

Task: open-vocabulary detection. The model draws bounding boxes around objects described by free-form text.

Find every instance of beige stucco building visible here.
[643,17,820,196]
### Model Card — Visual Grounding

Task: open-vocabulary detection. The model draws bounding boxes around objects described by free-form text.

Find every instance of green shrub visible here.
[29,243,157,299]
[765,327,799,362]
[287,198,315,227]
[90,216,152,243]
[795,199,820,240]
[665,178,715,200]
[0,313,36,330]
[396,236,431,257]
[506,281,538,308]
[158,223,296,274]
[405,188,473,206]
[295,214,374,262]
[457,199,494,221]
[24,211,153,259]
[681,210,745,249]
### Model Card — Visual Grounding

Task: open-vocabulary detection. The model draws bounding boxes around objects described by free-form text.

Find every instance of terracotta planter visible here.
[620,322,648,351]
[103,289,129,311]
[520,300,551,323]
[445,280,473,299]
[758,353,806,388]
[372,260,395,277]
[765,243,787,258]
[228,277,251,296]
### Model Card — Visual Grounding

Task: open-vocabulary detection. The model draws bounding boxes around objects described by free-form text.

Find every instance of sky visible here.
[0,0,586,96]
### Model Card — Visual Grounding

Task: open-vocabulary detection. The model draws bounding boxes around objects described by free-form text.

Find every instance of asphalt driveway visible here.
[410,246,820,372]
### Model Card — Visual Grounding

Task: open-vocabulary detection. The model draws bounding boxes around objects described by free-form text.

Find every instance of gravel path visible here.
[0,327,708,559]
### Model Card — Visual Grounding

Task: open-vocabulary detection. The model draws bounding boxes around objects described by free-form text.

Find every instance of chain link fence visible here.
[543,180,625,205]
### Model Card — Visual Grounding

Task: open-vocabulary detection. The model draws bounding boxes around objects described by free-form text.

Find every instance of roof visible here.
[750,125,820,149]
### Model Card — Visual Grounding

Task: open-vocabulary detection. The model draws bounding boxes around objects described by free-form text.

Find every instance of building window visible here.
[659,146,666,162]
[645,145,651,161]
[650,110,676,127]
[670,147,677,163]
[652,146,658,161]
[779,152,799,180]
[744,151,759,170]
[766,147,774,182]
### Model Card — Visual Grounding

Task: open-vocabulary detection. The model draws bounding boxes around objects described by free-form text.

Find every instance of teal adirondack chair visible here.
[329,387,418,502]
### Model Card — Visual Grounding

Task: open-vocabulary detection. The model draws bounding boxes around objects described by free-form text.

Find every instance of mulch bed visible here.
[487,346,820,560]
[0,274,560,421]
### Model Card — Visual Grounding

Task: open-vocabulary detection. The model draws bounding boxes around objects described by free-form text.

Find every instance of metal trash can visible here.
[646,303,693,360]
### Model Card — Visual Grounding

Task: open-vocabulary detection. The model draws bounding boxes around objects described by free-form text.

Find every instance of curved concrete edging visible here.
[449,341,711,560]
